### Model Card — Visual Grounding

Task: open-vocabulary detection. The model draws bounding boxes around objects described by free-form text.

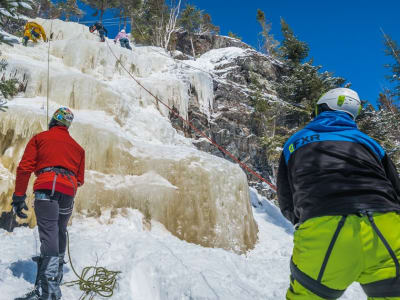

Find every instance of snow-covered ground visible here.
[0,189,364,299]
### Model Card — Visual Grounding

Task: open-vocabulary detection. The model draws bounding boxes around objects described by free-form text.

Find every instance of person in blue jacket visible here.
[277,88,400,299]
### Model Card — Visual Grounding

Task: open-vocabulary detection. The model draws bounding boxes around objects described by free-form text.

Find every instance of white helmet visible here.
[121,29,125,33]
[317,88,361,119]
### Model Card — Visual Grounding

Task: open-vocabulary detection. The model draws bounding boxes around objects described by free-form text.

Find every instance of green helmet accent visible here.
[52,107,74,128]
[337,95,346,107]
[317,88,361,119]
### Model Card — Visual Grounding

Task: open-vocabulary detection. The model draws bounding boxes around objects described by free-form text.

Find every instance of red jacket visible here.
[15,126,85,196]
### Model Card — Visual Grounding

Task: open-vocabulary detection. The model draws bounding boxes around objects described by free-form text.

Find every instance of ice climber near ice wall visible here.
[89,21,108,42]
[23,22,47,46]
[277,88,400,299]
[12,107,85,300]
[114,29,132,50]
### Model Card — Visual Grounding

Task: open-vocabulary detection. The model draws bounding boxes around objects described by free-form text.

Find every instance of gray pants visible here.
[119,38,132,50]
[34,190,74,256]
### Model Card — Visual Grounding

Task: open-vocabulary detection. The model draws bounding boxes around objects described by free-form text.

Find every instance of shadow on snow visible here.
[249,188,294,235]
[9,258,69,284]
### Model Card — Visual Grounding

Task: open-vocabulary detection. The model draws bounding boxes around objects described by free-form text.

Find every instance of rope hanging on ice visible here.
[44,22,121,300]
[104,39,277,191]
[45,19,53,126]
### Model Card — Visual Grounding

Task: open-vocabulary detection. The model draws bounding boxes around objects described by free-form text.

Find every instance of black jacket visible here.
[91,22,108,36]
[277,111,400,225]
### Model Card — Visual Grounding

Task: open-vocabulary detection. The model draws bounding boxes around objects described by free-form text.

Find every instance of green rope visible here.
[64,230,121,300]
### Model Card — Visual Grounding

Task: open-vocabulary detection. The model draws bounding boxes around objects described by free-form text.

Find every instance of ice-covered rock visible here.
[0,18,257,252]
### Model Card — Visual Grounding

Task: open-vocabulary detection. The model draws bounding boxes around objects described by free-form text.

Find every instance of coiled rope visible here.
[105,39,277,191]
[63,230,121,300]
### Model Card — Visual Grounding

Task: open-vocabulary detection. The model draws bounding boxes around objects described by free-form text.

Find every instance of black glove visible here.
[11,193,28,219]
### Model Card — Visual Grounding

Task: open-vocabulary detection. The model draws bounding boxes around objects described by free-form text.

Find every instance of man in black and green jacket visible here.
[277,88,400,299]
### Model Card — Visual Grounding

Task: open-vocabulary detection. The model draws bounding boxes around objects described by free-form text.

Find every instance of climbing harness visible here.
[361,211,400,297]
[37,166,77,197]
[290,215,347,299]
[290,213,400,298]
[64,231,121,300]
[34,169,120,299]
[105,39,277,191]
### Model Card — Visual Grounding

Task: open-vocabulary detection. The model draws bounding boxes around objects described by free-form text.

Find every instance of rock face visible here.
[170,47,283,197]
[173,30,252,57]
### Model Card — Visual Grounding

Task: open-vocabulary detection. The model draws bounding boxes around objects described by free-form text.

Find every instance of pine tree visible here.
[179,4,201,57]
[279,18,309,64]
[57,0,83,21]
[382,31,400,101]
[200,13,219,34]
[114,0,140,31]
[274,19,345,113]
[32,0,61,19]
[82,0,116,22]
[358,91,400,170]
[0,0,33,45]
[128,0,180,49]
[228,31,241,40]
[256,9,278,56]
[0,0,33,18]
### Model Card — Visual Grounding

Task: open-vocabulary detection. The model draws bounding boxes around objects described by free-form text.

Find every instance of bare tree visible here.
[162,0,181,50]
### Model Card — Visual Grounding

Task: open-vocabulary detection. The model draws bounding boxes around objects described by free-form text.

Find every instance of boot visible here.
[14,256,42,300]
[22,36,28,46]
[38,256,61,300]
[57,253,65,284]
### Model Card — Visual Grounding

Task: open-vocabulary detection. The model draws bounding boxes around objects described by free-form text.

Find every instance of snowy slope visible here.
[0,189,365,299]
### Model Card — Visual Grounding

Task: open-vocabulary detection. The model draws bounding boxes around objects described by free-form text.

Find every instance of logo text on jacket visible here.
[289,134,321,153]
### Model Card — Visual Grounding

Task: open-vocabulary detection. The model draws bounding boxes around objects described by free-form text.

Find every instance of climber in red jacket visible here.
[12,107,85,300]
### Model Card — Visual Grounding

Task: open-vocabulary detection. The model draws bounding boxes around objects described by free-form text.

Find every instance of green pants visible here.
[287,212,400,300]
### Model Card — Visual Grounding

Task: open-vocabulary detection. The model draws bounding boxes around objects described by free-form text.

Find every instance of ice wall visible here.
[0,19,257,252]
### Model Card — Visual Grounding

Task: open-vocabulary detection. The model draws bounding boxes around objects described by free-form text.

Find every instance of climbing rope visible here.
[42,21,121,299]
[63,230,121,300]
[105,39,277,191]
[46,20,53,127]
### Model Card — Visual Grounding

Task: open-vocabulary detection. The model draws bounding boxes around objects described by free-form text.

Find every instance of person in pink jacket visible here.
[114,29,132,50]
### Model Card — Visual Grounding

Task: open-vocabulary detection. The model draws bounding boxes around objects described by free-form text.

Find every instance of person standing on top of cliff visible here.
[12,107,85,300]
[89,21,108,42]
[114,29,132,50]
[277,88,400,299]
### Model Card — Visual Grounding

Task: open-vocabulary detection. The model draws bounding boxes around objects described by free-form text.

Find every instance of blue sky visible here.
[77,0,400,106]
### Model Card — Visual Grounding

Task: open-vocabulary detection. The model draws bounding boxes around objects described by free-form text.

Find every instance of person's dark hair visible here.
[49,118,66,129]
[316,103,333,114]
[311,103,353,119]
[311,103,333,118]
